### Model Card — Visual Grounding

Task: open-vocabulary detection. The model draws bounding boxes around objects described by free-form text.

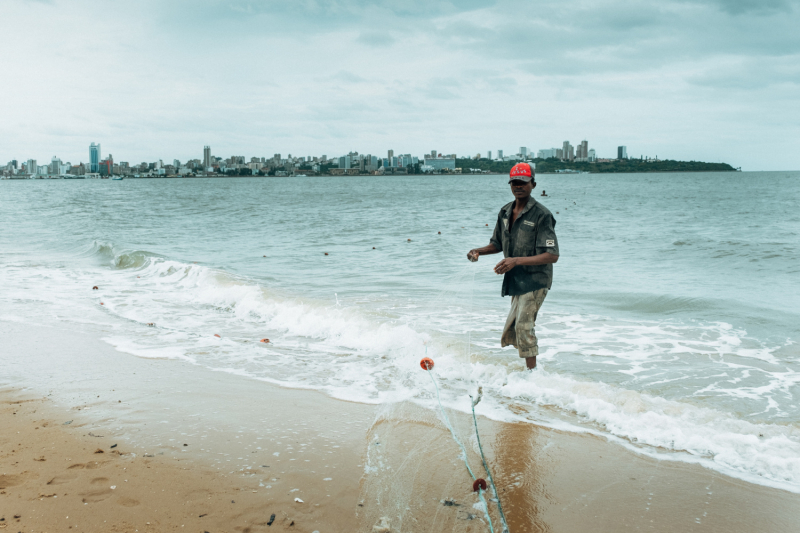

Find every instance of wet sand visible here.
[2,322,798,532]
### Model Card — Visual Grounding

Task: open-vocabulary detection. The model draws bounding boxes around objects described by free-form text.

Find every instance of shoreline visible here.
[2,320,799,532]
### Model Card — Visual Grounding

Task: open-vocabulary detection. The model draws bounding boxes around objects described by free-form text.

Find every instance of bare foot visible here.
[525,356,537,370]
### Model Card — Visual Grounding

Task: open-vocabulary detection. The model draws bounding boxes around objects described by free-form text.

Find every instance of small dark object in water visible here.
[407,238,411,242]
[183,443,188,446]
[372,247,375,249]
[485,224,488,226]
[92,286,98,290]
[267,513,276,526]
[438,231,441,234]
[147,323,154,327]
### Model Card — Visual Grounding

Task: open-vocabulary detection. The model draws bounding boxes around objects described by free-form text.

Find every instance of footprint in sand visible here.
[67,461,106,470]
[0,473,30,489]
[47,473,78,485]
[80,477,113,503]
[117,497,140,507]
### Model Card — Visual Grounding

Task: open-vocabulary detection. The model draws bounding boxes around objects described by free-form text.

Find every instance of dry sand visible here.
[0,390,365,533]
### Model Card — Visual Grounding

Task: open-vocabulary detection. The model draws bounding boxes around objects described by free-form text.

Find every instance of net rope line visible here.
[422,264,510,533]
[465,267,511,533]
[425,363,495,533]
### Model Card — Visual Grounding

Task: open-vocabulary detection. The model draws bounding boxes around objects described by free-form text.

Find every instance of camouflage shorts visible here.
[500,288,548,358]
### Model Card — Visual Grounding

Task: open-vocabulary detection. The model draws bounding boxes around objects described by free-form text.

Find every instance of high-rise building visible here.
[90,143,100,173]
[498,150,504,159]
[49,156,62,175]
[203,146,211,168]
[487,151,492,160]
[588,149,596,161]
[26,159,37,175]
[562,141,575,161]
[430,150,437,158]
[581,140,588,160]
[617,146,627,159]
[388,149,394,160]
[520,147,528,158]
[538,148,559,159]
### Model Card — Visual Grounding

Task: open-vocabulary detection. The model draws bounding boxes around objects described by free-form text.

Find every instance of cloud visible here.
[330,70,368,83]
[703,0,797,15]
[355,31,396,48]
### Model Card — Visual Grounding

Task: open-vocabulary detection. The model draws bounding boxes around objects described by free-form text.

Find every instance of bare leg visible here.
[525,356,537,370]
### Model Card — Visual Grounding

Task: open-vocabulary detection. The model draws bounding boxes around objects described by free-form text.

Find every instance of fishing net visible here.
[354,265,516,533]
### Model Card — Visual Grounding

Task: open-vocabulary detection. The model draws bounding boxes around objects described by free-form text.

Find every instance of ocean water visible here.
[1,172,799,491]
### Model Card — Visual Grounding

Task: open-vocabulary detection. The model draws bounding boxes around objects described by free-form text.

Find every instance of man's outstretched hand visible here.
[494,257,518,274]
[467,250,480,262]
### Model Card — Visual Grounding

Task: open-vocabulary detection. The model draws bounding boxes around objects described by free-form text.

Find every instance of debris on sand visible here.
[372,516,391,532]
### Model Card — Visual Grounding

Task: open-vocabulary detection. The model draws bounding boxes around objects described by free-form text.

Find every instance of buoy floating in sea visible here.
[92,286,98,290]
[324,252,329,256]
[438,231,441,234]
[100,302,104,305]
[214,334,221,338]
[473,478,487,492]
[420,357,434,371]
[407,238,411,242]
[260,338,270,343]
[147,323,155,327]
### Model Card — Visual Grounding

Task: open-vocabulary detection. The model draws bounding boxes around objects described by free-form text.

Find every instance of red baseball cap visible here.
[509,162,534,183]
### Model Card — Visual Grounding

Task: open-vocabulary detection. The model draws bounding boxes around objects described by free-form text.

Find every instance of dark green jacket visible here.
[490,196,559,297]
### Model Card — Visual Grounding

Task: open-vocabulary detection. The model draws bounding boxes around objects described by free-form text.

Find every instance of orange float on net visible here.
[260,338,270,343]
[420,357,434,371]
[473,478,487,492]
[214,334,221,338]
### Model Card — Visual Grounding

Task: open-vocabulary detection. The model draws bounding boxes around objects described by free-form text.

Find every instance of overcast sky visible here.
[1,0,798,170]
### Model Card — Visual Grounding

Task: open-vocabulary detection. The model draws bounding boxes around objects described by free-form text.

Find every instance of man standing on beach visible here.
[467,162,559,370]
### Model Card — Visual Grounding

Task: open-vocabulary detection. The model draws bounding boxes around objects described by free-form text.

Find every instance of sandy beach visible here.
[2,321,798,532]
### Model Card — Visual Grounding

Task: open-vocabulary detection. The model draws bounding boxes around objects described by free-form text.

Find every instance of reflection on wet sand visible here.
[488,420,551,533]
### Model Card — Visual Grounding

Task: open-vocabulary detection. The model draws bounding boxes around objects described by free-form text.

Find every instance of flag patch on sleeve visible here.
[546,240,555,246]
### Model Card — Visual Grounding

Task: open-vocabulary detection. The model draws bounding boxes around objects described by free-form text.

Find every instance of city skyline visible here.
[2,1,798,171]
[4,137,648,176]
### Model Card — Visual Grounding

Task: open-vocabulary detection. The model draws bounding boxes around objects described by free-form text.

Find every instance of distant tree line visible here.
[456,158,736,174]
